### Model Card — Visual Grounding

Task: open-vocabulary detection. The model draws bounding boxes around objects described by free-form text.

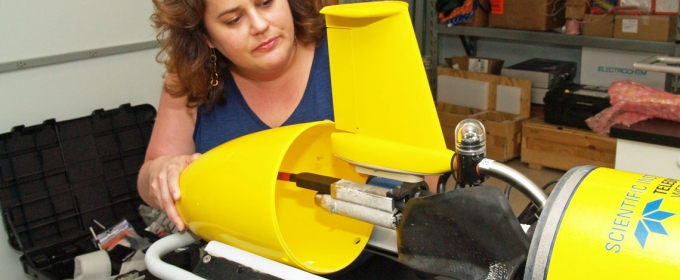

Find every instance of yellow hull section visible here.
[544,168,680,279]
[177,122,372,274]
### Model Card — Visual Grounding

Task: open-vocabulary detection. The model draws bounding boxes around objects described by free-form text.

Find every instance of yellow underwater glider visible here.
[151,2,680,280]
[175,1,454,274]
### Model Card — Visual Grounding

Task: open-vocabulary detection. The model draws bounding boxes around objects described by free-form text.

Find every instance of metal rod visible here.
[145,232,205,280]
[332,180,393,212]
[634,55,680,75]
[315,194,397,229]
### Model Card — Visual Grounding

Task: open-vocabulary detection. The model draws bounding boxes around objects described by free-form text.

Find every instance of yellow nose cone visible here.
[176,121,372,274]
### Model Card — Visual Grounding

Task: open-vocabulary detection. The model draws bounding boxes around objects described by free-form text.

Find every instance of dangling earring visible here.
[210,48,219,87]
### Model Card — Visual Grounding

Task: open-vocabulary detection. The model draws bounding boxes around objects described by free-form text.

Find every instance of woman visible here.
[138,0,332,231]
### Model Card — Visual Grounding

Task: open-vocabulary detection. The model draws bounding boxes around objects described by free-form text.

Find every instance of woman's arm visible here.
[138,74,198,231]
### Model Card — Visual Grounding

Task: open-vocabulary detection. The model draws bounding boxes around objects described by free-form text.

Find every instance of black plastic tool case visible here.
[544,83,611,130]
[0,104,156,279]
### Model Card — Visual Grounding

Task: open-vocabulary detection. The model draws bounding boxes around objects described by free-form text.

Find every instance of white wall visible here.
[0,1,164,279]
[0,50,164,132]
[0,1,156,62]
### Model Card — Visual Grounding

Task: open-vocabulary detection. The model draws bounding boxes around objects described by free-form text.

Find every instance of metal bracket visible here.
[634,55,680,75]
[0,41,159,74]
[634,55,680,93]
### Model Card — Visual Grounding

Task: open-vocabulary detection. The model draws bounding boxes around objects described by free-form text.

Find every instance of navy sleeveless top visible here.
[193,36,333,153]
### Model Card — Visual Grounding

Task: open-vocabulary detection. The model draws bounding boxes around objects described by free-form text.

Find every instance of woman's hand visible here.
[144,153,201,231]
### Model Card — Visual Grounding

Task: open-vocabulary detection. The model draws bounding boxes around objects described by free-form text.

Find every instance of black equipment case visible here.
[501,58,577,89]
[0,104,156,279]
[543,84,611,130]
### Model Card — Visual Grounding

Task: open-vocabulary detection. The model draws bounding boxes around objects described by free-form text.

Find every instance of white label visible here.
[580,47,666,90]
[468,58,489,73]
[478,158,494,169]
[622,19,639,33]
[654,0,678,13]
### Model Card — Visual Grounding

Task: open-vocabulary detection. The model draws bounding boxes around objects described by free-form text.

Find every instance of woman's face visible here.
[203,0,296,76]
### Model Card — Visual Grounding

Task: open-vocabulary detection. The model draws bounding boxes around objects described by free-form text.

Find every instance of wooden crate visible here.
[437,67,531,162]
[521,117,617,171]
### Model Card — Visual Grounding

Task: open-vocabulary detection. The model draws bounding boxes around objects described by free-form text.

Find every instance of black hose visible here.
[437,172,452,194]
[517,179,559,224]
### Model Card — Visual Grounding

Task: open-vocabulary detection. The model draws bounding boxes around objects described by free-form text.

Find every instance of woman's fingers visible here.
[189,153,202,162]
[164,201,185,232]
[167,163,182,201]
[158,170,185,231]
[146,154,200,232]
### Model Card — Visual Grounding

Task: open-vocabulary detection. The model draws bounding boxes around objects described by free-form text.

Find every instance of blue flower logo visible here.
[635,198,675,248]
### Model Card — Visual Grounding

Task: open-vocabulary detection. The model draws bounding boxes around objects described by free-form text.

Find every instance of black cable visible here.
[437,172,452,194]
[541,179,559,191]
[505,178,558,199]
[477,0,490,14]
[503,184,512,199]
[459,35,473,57]
[450,152,461,188]
[516,179,560,224]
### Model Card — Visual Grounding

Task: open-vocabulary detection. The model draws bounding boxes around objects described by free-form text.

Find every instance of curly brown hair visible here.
[151,0,327,109]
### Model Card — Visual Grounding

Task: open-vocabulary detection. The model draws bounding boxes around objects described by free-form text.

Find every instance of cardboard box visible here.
[614,15,677,42]
[619,0,653,13]
[447,56,504,75]
[521,117,616,171]
[436,67,531,161]
[580,47,667,90]
[582,14,615,37]
[655,0,679,14]
[565,0,588,5]
[565,3,589,19]
[489,0,566,31]
[460,0,490,27]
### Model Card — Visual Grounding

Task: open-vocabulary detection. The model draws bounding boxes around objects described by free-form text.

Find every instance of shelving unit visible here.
[436,25,679,55]
[420,1,680,177]
[422,0,680,94]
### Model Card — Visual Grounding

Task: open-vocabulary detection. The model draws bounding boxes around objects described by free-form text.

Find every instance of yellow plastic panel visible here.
[321,2,453,174]
[176,121,372,274]
[547,168,680,279]
[322,1,444,147]
[332,132,454,174]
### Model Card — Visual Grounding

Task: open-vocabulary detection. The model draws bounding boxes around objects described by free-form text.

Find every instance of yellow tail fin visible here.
[322,2,453,174]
